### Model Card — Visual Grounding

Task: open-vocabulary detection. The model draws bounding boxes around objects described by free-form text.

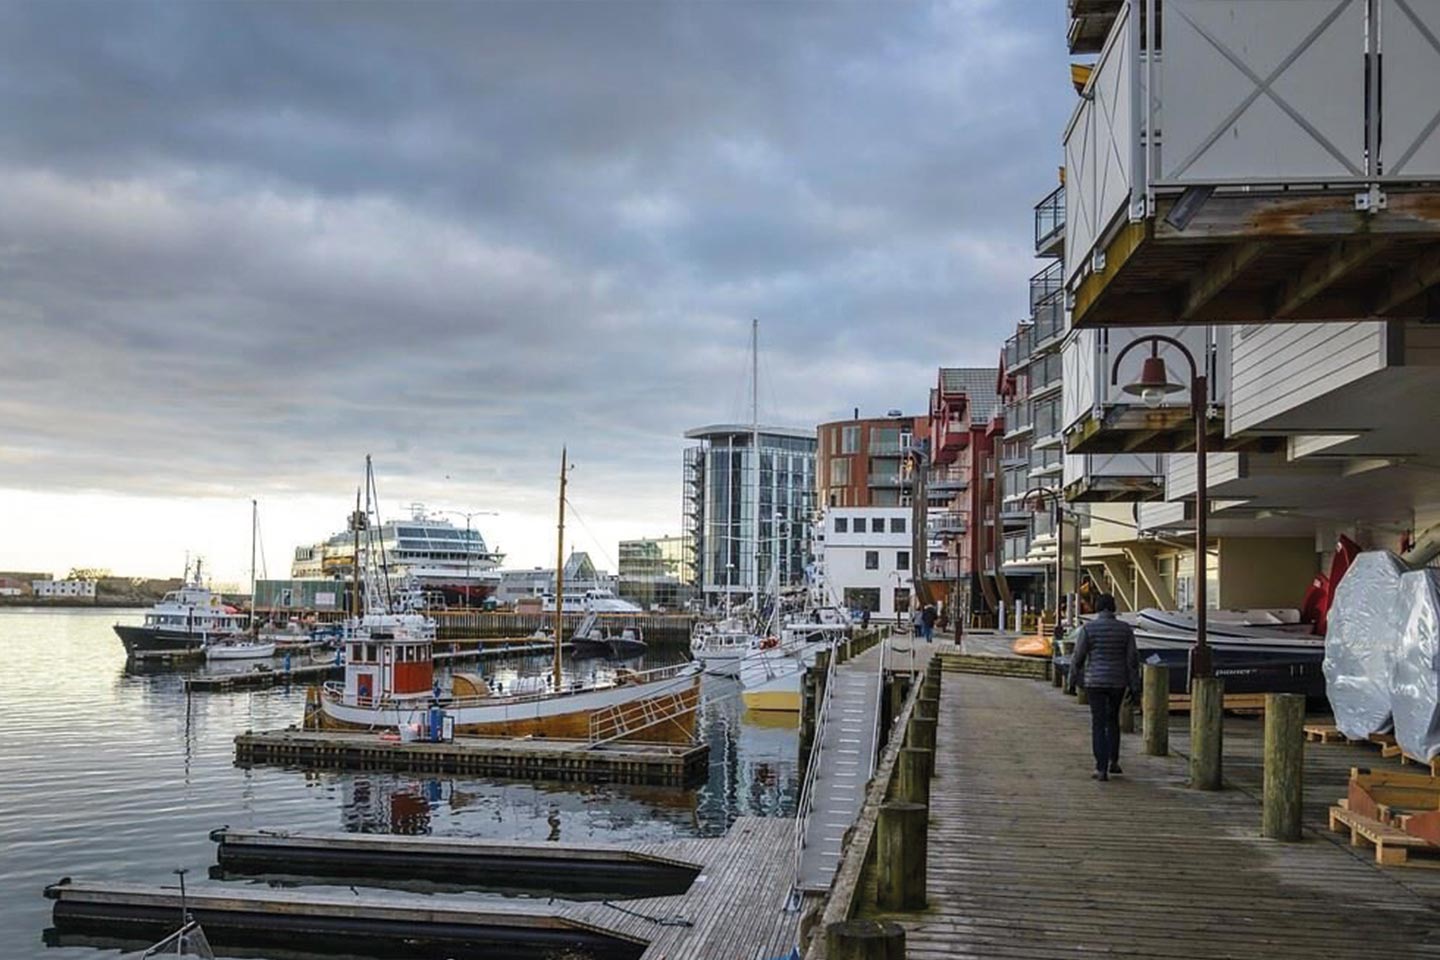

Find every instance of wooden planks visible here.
[234,729,708,786]
[881,674,1440,959]
[939,653,1050,681]
[1330,802,1440,868]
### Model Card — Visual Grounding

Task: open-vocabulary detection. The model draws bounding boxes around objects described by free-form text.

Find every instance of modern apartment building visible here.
[816,413,929,509]
[925,367,1003,624]
[617,535,694,610]
[682,423,817,607]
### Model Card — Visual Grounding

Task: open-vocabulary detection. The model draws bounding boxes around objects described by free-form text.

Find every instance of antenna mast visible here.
[553,447,567,690]
[750,318,761,611]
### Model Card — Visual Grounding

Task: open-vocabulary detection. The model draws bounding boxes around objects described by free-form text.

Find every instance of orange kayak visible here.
[1012,634,1053,658]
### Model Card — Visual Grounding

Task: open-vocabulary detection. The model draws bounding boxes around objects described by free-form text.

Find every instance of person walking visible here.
[1069,593,1140,781]
[920,604,937,642]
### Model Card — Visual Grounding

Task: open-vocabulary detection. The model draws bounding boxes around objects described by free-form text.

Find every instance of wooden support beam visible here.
[1374,246,1440,317]
[1179,242,1267,323]
[1121,428,1164,453]
[1272,239,1390,319]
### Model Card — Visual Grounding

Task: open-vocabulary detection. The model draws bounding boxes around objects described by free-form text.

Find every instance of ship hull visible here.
[315,669,701,744]
[113,624,208,658]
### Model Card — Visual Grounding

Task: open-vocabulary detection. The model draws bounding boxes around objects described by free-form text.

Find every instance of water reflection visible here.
[1,609,801,960]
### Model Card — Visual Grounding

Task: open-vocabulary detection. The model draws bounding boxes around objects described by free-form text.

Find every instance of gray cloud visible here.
[0,0,1071,538]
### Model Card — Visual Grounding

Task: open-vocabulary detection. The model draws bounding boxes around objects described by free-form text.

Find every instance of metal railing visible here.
[791,638,842,893]
[1034,184,1065,251]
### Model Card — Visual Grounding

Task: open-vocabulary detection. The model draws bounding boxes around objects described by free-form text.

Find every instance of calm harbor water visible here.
[0,608,800,960]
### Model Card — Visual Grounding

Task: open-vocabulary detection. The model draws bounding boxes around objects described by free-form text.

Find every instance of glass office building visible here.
[683,424,817,606]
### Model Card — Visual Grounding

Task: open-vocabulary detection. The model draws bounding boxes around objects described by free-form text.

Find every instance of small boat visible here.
[569,614,648,660]
[205,639,277,660]
[256,620,311,646]
[690,618,761,676]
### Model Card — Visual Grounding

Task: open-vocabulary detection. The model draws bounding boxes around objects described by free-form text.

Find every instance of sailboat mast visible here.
[750,318,760,611]
[350,486,363,620]
[249,499,258,637]
[553,447,567,689]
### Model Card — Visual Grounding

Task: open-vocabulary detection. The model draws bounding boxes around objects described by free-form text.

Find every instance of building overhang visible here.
[1071,191,1440,330]
[685,423,817,442]
[1065,405,1283,455]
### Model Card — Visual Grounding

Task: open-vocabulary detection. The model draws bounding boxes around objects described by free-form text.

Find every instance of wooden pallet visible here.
[1329,800,1440,868]
[1167,692,1267,715]
[1304,723,1349,743]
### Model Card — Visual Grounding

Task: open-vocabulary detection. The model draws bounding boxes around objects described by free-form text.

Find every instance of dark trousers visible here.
[1087,687,1125,772]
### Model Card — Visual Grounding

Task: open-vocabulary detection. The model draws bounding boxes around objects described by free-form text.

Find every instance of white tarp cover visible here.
[1393,569,1440,762]
[1323,551,1406,740]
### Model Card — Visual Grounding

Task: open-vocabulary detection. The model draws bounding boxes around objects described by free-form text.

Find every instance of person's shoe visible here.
[1109,763,1123,775]
[1091,770,1109,781]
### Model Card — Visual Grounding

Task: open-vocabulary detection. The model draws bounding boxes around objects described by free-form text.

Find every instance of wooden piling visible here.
[888,675,909,725]
[895,747,933,805]
[1189,676,1224,791]
[906,715,936,754]
[1075,686,1089,705]
[1142,663,1169,757]
[1119,690,1136,734]
[876,801,927,911]
[826,919,906,960]
[1262,693,1306,841]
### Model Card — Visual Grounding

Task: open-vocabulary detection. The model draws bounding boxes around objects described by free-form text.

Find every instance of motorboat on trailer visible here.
[1056,607,1326,697]
[113,558,247,659]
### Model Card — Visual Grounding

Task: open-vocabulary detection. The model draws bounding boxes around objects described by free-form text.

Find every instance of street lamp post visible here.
[1022,486,1064,634]
[1111,334,1222,791]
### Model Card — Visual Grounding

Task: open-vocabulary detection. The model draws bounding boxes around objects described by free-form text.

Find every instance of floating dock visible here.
[184,639,558,692]
[46,817,800,960]
[234,729,708,786]
[210,827,700,898]
[44,880,645,960]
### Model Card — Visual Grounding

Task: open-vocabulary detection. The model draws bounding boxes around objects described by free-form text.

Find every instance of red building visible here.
[927,367,1003,625]
[817,413,930,509]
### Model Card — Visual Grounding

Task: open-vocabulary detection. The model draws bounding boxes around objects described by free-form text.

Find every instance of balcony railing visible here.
[867,472,903,487]
[927,557,968,581]
[930,513,967,536]
[869,440,903,456]
[1031,293,1064,346]
[1029,260,1063,317]
[1034,184,1065,255]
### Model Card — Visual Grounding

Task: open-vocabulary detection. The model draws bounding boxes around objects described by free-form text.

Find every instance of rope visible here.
[599,900,693,927]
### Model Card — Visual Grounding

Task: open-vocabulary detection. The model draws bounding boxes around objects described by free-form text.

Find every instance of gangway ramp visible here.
[794,641,888,893]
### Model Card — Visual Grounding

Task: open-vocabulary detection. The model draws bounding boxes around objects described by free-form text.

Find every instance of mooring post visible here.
[1075,686,1089,706]
[889,674,909,726]
[895,746,933,804]
[1263,692,1306,841]
[826,919,906,960]
[906,714,936,754]
[1190,676,1224,791]
[1142,663,1169,756]
[876,801,927,911]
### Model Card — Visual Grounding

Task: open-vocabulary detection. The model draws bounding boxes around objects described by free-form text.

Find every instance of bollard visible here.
[906,715,937,753]
[1190,676,1224,791]
[1051,661,1063,687]
[1119,691,1136,734]
[1142,663,1169,756]
[1075,686,1089,706]
[876,802,927,910]
[1263,693,1306,841]
[826,919,906,960]
[895,746,933,803]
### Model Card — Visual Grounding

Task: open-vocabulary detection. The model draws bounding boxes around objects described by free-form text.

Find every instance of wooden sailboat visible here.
[308,453,701,745]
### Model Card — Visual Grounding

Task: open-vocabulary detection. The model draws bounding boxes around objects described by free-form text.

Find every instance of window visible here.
[834,517,849,533]
[872,518,887,533]
[865,550,879,570]
[830,457,850,485]
[844,587,881,613]
[841,425,860,454]
[890,517,906,534]
[896,550,910,571]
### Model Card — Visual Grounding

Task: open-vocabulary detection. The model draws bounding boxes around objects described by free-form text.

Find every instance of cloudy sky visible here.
[0,0,1071,583]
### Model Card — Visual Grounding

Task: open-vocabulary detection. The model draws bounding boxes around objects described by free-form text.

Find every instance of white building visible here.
[32,578,97,600]
[815,507,915,619]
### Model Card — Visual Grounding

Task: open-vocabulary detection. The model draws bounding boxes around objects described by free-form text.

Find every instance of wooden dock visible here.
[46,817,800,960]
[234,728,709,786]
[184,639,556,692]
[854,673,1440,959]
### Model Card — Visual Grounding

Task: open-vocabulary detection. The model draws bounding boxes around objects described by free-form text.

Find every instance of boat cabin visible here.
[343,622,435,706]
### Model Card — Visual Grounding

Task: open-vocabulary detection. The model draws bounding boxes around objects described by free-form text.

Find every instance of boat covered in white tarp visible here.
[1322,551,1406,740]
[1393,569,1440,762]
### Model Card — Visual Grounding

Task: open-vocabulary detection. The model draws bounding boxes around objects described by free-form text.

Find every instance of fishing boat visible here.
[690,618,762,676]
[738,627,841,712]
[308,452,700,745]
[113,558,247,659]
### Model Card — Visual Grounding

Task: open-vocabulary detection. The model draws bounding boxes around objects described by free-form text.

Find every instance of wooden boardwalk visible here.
[885,673,1440,959]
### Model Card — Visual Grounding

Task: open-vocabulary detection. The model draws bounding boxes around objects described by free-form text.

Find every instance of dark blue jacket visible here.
[1071,611,1141,692]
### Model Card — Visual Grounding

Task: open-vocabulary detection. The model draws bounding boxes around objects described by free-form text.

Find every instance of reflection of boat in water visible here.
[309,452,701,745]
[113,558,246,659]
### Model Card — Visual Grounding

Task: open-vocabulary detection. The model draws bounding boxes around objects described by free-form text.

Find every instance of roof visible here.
[685,423,817,442]
[937,367,1003,423]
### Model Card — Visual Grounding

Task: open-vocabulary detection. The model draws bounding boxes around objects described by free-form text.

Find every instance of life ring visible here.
[761,636,779,649]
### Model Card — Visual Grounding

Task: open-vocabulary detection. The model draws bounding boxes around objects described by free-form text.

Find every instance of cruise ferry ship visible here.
[292,504,503,606]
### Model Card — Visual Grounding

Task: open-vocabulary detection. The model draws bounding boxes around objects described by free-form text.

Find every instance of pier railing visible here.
[791,642,841,897]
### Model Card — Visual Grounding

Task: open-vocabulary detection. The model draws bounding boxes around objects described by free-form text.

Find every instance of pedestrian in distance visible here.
[910,605,924,637]
[1069,593,1140,781]
[921,603,937,642]
[860,607,871,629]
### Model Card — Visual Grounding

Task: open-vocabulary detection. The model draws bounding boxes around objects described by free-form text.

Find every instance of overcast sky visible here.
[0,0,1072,583]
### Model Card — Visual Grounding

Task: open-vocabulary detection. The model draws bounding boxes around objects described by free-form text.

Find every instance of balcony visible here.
[1062,452,1165,502]
[1002,399,1033,439]
[927,557,968,582]
[1029,261,1063,322]
[928,473,969,493]
[1003,326,1035,370]
[868,472,904,488]
[1068,0,1122,55]
[1034,184,1065,258]
[1065,0,1440,330]
[930,513,968,536]
[1031,294,1065,349]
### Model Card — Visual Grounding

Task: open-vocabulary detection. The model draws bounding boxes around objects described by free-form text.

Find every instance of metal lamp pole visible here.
[1023,486,1064,632]
[1109,335,1210,681]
